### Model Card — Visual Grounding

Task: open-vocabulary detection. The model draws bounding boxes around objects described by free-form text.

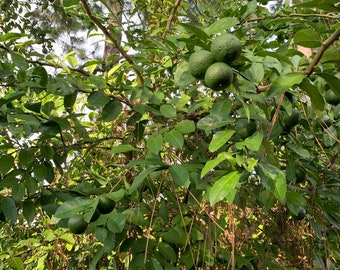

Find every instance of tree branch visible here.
[305,27,340,76]
[162,0,182,38]
[80,0,144,85]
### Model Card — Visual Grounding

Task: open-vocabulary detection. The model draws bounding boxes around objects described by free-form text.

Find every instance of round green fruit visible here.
[188,50,215,79]
[211,33,242,64]
[204,62,233,91]
[235,118,257,139]
[68,215,88,234]
[97,196,115,214]
[325,90,340,105]
[90,210,101,222]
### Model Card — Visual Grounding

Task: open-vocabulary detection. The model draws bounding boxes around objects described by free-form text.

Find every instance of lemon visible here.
[211,33,242,64]
[188,50,215,79]
[204,62,233,91]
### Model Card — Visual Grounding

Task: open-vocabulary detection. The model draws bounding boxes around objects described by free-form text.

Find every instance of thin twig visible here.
[162,0,182,38]
[80,0,144,85]
[305,27,340,76]
[267,92,285,140]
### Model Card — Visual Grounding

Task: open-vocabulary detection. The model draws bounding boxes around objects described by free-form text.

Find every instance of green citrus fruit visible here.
[235,118,257,139]
[325,90,340,105]
[97,196,115,214]
[211,33,242,64]
[90,210,101,222]
[68,215,88,234]
[204,62,233,91]
[188,50,215,79]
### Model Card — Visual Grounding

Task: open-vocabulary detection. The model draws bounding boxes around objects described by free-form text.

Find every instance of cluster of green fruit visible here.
[67,196,115,234]
[188,33,242,91]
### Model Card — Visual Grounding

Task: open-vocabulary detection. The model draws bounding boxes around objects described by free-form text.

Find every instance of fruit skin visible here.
[204,62,233,91]
[325,89,340,105]
[68,215,88,234]
[188,50,215,79]
[235,118,257,139]
[211,33,242,64]
[97,196,115,214]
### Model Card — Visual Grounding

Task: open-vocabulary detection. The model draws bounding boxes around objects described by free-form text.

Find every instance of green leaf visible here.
[164,129,184,149]
[146,134,163,154]
[209,171,242,206]
[300,78,324,115]
[201,152,233,178]
[160,104,177,118]
[107,212,126,233]
[180,23,210,42]
[169,165,190,188]
[18,149,36,167]
[158,242,177,262]
[33,163,48,181]
[11,52,27,70]
[315,73,340,97]
[87,91,110,107]
[0,155,14,174]
[286,192,307,216]
[129,167,155,194]
[54,197,94,219]
[174,61,195,87]
[89,75,107,88]
[63,0,80,7]
[1,197,17,222]
[102,100,122,122]
[257,163,286,203]
[267,73,305,98]
[209,129,235,152]
[197,115,233,131]
[287,143,312,159]
[235,131,263,151]
[8,257,24,270]
[110,144,138,154]
[320,47,340,64]
[0,32,26,42]
[294,29,321,48]
[204,17,240,35]
[161,226,187,245]
[23,200,36,224]
[175,120,196,134]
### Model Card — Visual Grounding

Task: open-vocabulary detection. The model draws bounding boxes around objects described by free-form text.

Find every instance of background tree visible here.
[0,0,339,269]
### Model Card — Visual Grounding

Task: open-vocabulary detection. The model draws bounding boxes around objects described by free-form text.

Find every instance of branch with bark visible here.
[80,0,144,85]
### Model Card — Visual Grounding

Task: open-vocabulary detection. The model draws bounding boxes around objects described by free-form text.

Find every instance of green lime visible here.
[295,166,306,184]
[97,196,115,214]
[325,90,340,105]
[204,62,233,91]
[188,50,215,79]
[68,214,88,234]
[211,33,242,64]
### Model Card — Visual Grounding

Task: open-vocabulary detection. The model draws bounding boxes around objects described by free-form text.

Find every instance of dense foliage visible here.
[0,0,339,269]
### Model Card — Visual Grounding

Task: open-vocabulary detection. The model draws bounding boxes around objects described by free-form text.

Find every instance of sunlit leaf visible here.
[169,165,190,188]
[209,171,242,206]
[209,129,235,152]
[267,73,305,98]
[204,17,240,35]
[54,197,94,219]
[164,129,184,149]
[175,120,196,134]
[294,29,321,48]
[197,115,233,131]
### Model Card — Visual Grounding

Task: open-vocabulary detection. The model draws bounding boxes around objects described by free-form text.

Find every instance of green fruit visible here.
[284,109,300,129]
[97,196,115,214]
[211,33,242,64]
[325,90,340,105]
[68,215,88,234]
[235,118,257,139]
[204,62,233,91]
[90,210,101,222]
[188,50,215,79]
